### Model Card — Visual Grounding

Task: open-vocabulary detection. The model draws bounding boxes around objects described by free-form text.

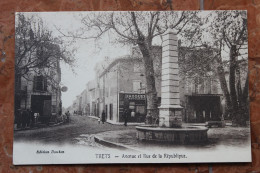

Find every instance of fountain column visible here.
[159,28,182,128]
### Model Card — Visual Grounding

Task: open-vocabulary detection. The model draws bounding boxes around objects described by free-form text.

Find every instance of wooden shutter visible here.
[33,76,37,91]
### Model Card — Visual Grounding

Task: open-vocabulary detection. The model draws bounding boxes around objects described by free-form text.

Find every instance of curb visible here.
[105,121,145,126]
[49,122,64,127]
[94,135,139,152]
[88,115,145,126]
[88,116,100,120]
[14,122,65,131]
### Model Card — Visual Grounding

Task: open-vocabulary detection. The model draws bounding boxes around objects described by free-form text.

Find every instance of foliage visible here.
[15,13,76,86]
[181,11,249,126]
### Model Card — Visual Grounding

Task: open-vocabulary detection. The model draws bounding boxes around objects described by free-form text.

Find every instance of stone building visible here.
[178,47,222,123]
[15,49,62,124]
[178,45,248,123]
[86,80,97,116]
[97,57,146,124]
[91,46,162,124]
[80,89,88,115]
[71,89,88,116]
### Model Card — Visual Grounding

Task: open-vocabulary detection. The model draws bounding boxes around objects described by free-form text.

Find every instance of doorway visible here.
[31,95,51,123]
[187,95,221,123]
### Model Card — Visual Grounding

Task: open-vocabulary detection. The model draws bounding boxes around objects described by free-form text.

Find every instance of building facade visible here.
[178,47,223,123]
[15,52,62,124]
[91,46,162,124]
[86,80,97,116]
[98,57,147,123]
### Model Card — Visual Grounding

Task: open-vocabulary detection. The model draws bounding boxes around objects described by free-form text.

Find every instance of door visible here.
[31,95,51,117]
[105,105,108,120]
[109,104,113,120]
[43,100,51,116]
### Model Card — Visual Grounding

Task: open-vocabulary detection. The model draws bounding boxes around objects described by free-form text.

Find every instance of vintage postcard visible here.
[13,10,251,164]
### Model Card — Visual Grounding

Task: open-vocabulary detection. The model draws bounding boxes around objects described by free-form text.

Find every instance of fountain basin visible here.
[136,125,209,144]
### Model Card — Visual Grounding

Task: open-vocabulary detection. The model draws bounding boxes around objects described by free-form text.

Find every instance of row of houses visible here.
[69,43,247,124]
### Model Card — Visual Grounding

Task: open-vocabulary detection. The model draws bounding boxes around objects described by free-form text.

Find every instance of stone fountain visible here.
[136,29,208,144]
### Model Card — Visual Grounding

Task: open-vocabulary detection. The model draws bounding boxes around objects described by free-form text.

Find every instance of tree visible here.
[57,11,195,124]
[15,13,76,90]
[181,11,248,126]
[209,11,248,126]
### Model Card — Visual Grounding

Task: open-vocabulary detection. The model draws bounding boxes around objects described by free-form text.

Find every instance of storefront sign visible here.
[125,94,146,100]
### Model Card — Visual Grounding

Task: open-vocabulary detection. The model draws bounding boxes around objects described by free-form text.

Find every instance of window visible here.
[133,80,141,92]
[33,75,47,92]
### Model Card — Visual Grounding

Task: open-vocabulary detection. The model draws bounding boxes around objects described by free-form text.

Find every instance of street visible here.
[14,115,135,144]
[14,115,251,150]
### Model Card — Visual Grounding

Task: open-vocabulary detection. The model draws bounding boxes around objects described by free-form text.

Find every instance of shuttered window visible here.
[33,75,47,92]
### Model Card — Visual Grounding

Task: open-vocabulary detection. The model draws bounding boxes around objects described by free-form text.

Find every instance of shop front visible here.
[31,95,52,123]
[118,93,146,123]
[184,94,222,123]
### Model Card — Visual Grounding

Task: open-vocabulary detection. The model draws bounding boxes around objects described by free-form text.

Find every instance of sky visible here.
[22,12,131,108]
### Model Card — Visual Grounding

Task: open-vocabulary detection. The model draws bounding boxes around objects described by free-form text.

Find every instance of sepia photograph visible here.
[13,10,251,164]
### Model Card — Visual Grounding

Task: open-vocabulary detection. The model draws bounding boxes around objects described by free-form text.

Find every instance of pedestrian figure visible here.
[16,109,22,128]
[30,110,35,127]
[21,109,27,128]
[67,111,70,123]
[63,112,67,123]
[136,111,141,122]
[123,109,128,126]
[34,112,40,124]
[26,109,31,128]
[98,116,101,124]
[101,110,106,124]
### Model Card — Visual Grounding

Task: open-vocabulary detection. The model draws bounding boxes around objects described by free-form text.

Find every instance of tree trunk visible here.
[138,40,158,125]
[229,45,239,109]
[236,74,248,126]
[229,45,240,125]
[242,74,249,103]
[215,55,232,119]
